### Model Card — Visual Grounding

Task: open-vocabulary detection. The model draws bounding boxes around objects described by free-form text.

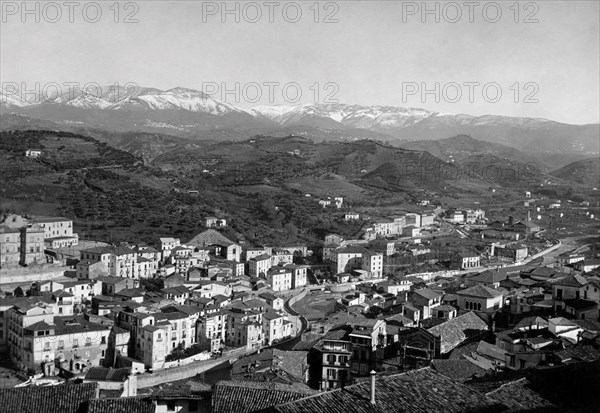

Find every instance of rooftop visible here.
[457,285,503,299]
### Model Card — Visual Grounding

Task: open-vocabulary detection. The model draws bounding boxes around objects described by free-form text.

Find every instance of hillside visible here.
[550,158,600,187]
[3,87,599,154]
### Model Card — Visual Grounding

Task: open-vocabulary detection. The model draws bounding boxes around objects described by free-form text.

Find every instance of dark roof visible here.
[485,378,554,412]
[414,288,444,300]
[85,367,131,382]
[0,382,99,413]
[87,397,156,413]
[212,380,315,413]
[273,367,503,413]
[431,359,486,381]
[457,285,503,299]
[553,274,588,287]
[428,312,489,354]
[563,298,598,310]
[468,270,508,284]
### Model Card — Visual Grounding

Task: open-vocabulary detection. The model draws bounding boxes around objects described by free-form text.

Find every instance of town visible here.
[0,195,599,412]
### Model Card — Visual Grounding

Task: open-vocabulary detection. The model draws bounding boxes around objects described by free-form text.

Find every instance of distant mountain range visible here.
[1,85,598,154]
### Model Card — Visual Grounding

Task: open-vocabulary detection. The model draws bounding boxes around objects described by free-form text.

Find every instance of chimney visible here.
[370,370,376,405]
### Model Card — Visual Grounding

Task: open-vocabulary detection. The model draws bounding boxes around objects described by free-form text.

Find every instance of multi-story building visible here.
[115,307,199,370]
[262,311,293,346]
[331,246,368,274]
[457,285,504,313]
[19,316,110,376]
[405,213,422,228]
[411,289,443,320]
[197,311,228,352]
[248,254,272,278]
[80,246,156,278]
[453,251,481,269]
[271,249,293,266]
[369,239,395,256]
[31,216,79,248]
[0,222,45,267]
[313,326,352,391]
[362,251,383,278]
[267,267,293,292]
[349,319,386,376]
[159,237,180,261]
[284,264,308,289]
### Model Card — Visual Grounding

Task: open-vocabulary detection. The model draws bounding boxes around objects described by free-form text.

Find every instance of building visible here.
[8,310,110,375]
[361,251,383,278]
[453,251,481,269]
[552,274,589,312]
[159,237,180,261]
[31,216,79,248]
[312,326,352,390]
[457,285,503,313]
[344,213,359,221]
[331,246,368,274]
[205,217,227,228]
[411,289,444,320]
[348,319,386,376]
[249,254,272,278]
[284,264,308,289]
[267,268,293,292]
[0,219,45,267]
[369,239,395,256]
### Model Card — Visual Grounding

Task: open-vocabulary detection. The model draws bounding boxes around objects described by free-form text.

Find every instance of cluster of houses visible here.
[0,223,320,377]
[0,214,79,267]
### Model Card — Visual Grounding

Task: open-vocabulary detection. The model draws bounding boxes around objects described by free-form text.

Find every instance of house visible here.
[348,319,386,377]
[453,251,480,269]
[311,326,352,390]
[344,213,359,221]
[259,292,284,311]
[427,312,489,354]
[421,213,435,227]
[272,368,510,413]
[284,264,308,289]
[248,254,272,277]
[467,269,508,289]
[160,285,190,305]
[369,239,395,256]
[552,274,589,312]
[10,314,110,375]
[267,267,293,292]
[393,327,441,368]
[457,285,503,313]
[410,289,443,320]
[205,216,227,228]
[0,382,100,413]
[159,237,180,261]
[25,149,42,158]
[573,259,600,273]
[512,221,541,234]
[331,246,368,274]
[361,251,383,278]
[271,249,293,266]
[402,225,421,238]
[212,381,316,413]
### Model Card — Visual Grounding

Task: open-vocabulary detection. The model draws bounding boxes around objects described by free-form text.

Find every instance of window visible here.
[166,401,176,411]
[556,289,563,300]
[189,400,198,412]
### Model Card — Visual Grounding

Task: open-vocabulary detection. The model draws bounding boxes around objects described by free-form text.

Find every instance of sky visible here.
[1,0,599,124]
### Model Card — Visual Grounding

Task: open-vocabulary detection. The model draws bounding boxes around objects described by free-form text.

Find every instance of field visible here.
[294,291,342,321]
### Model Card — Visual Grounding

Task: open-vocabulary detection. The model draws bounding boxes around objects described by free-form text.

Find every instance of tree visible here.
[13,286,24,297]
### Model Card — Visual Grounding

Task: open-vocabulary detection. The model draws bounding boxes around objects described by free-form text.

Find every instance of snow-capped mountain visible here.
[1,85,598,154]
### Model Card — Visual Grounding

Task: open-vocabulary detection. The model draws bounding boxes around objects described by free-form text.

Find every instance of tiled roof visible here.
[273,367,503,413]
[457,285,503,298]
[212,380,316,413]
[514,316,549,331]
[0,382,99,413]
[85,367,131,382]
[428,312,489,354]
[485,378,554,412]
[87,397,156,413]
[553,274,588,287]
[414,288,444,300]
[431,359,486,381]
[468,270,508,284]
